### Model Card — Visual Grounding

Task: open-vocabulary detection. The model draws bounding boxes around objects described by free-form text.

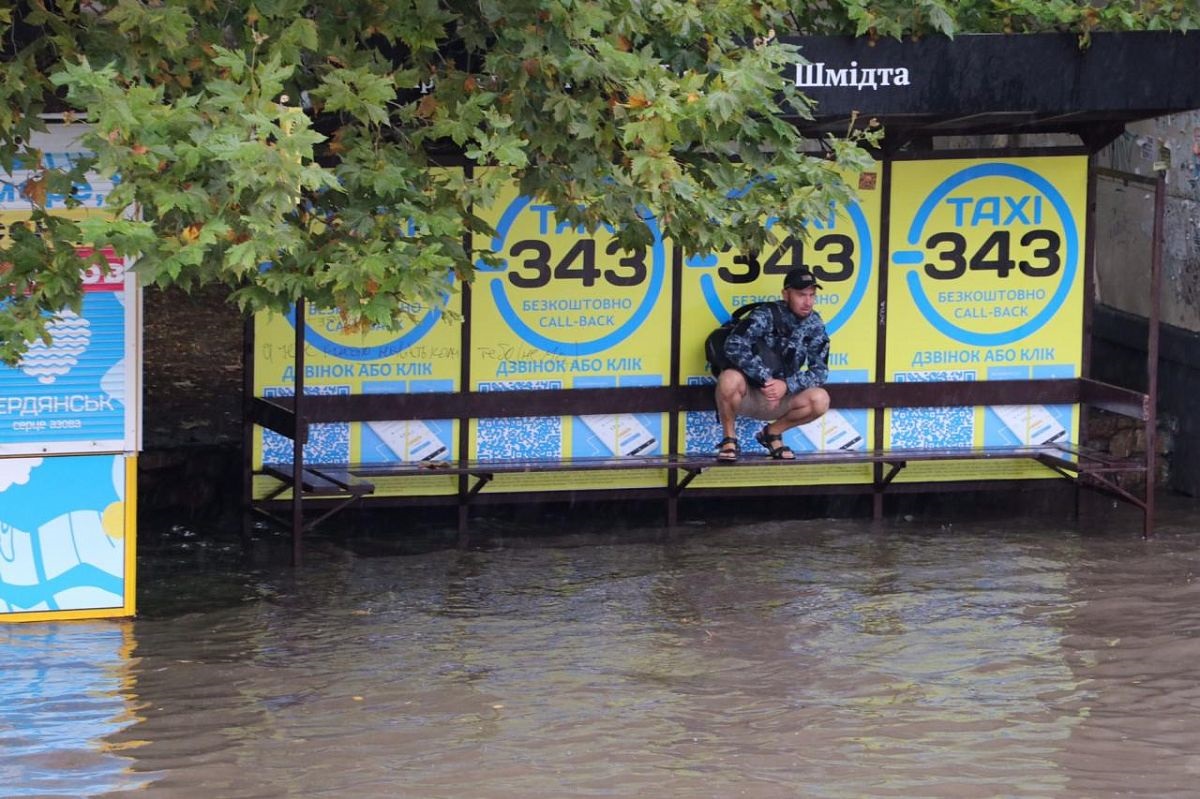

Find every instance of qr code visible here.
[890,370,975,448]
[684,411,762,454]
[477,380,564,392]
[684,376,721,454]
[476,380,563,459]
[894,370,976,383]
[262,385,350,464]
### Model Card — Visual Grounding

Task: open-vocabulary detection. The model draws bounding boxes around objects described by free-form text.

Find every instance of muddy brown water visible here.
[4,496,1200,798]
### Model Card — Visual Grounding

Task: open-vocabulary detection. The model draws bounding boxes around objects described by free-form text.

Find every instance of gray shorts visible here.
[739,388,794,421]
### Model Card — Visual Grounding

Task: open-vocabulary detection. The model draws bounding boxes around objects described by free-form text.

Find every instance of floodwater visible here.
[5,496,1200,798]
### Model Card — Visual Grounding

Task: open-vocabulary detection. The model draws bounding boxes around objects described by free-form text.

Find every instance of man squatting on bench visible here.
[715,266,831,462]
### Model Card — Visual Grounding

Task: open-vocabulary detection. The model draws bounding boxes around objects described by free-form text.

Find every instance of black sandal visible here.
[716,436,740,463]
[755,425,795,460]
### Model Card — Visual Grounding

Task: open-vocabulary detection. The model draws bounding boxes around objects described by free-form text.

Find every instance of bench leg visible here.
[291,492,304,567]
[1143,482,1155,540]
[872,491,883,521]
[667,494,678,529]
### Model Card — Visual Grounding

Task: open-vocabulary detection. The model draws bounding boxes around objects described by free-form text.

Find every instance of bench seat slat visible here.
[261,465,376,496]
[261,444,1140,492]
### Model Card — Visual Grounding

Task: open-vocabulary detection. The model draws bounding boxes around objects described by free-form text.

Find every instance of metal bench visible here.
[246,377,1154,560]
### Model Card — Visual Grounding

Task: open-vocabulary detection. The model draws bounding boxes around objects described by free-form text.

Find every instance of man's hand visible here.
[761,378,787,402]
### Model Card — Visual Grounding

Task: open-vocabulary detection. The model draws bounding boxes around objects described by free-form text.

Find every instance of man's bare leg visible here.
[715,370,750,455]
[762,387,831,437]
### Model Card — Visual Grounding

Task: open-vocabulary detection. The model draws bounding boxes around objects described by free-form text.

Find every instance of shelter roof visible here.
[782,31,1200,151]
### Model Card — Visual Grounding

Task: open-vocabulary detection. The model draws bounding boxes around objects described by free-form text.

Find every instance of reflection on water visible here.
[1,622,149,797]
[5,497,1200,798]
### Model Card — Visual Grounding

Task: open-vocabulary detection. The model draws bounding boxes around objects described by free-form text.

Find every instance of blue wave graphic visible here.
[0,562,123,609]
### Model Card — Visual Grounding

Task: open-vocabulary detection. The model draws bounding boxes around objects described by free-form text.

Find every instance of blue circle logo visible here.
[891,163,1078,347]
[693,199,874,336]
[285,276,456,361]
[478,194,666,356]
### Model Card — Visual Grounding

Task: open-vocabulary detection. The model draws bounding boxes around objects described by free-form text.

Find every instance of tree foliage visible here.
[0,0,1195,364]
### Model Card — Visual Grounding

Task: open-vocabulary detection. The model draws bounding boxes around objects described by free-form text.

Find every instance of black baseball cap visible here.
[783,266,822,291]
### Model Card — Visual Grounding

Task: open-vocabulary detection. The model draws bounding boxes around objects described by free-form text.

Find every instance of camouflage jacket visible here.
[723,301,830,393]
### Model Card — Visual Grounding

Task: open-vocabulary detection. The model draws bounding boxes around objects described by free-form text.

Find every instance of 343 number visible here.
[506,239,647,289]
[0,219,44,242]
[718,234,854,285]
[924,229,1061,280]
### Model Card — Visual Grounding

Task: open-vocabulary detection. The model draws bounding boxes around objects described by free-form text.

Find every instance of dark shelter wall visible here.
[1091,304,1199,496]
[139,285,244,520]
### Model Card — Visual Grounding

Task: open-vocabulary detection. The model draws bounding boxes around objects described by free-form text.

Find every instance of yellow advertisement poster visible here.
[469,176,672,492]
[678,167,882,486]
[885,156,1086,481]
[252,280,463,499]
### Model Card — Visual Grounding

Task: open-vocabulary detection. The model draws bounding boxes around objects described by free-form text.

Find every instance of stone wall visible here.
[1085,409,1172,494]
[1094,114,1200,333]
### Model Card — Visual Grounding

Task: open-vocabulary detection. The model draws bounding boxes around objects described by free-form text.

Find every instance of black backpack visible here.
[704,301,788,380]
